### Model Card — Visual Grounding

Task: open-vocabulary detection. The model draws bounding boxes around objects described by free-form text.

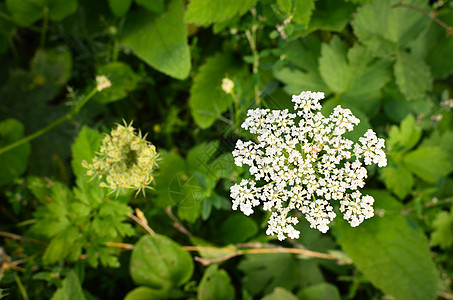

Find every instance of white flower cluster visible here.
[82,121,159,196]
[230,91,387,240]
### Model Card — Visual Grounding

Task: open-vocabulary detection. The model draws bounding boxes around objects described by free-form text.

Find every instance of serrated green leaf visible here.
[121,0,190,79]
[352,0,429,56]
[6,0,77,26]
[430,210,453,249]
[403,147,452,183]
[394,51,432,99]
[275,38,329,94]
[381,166,414,199]
[71,126,103,178]
[336,190,439,300]
[220,214,258,244]
[319,38,391,115]
[108,0,132,16]
[135,0,165,13]
[277,0,315,25]
[51,270,86,300]
[189,53,242,128]
[302,0,355,34]
[94,62,139,103]
[186,0,257,26]
[130,234,194,290]
[198,265,235,300]
[388,114,422,151]
[0,119,31,186]
[44,226,83,264]
[319,36,349,94]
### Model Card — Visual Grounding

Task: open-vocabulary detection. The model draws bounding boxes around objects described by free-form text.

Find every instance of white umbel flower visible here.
[230,91,387,240]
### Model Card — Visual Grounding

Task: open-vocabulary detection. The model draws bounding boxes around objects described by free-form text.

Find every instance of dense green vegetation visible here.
[1,0,453,299]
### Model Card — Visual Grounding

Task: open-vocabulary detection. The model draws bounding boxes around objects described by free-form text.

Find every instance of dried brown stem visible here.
[0,231,47,245]
[165,206,193,238]
[128,213,156,235]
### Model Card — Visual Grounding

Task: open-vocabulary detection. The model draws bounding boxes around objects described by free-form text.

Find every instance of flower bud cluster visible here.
[83,122,159,196]
[230,91,387,240]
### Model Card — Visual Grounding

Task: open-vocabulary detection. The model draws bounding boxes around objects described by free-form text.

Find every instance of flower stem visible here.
[40,6,49,48]
[0,87,98,156]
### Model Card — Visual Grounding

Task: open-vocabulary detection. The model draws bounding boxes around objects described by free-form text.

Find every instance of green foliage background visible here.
[0,0,453,299]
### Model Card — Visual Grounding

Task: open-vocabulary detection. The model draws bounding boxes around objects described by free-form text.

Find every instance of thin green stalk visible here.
[14,273,28,300]
[245,9,261,105]
[230,89,241,130]
[40,6,49,48]
[7,33,20,63]
[0,87,98,156]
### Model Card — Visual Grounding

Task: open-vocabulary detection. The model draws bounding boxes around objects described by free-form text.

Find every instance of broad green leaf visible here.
[387,114,422,151]
[71,126,103,178]
[185,0,257,26]
[0,119,31,186]
[135,0,165,13]
[430,210,453,249]
[394,51,432,99]
[153,151,194,209]
[277,0,315,25]
[220,214,258,244]
[51,270,86,300]
[95,62,139,103]
[352,0,429,56]
[403,147,452,183]
[381,166,414,199]
[124,286,175,300]
[130,234,194,290]
[121,0,191,79]
[108,0,132,16]
[262,287,298,300]
[186,141,219,175]
[6,0,77,26]
[336,190,439,300]
[198,265,235,300]
[298,283,341,300]
[238,253,312,296]
[189,53,242,129]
